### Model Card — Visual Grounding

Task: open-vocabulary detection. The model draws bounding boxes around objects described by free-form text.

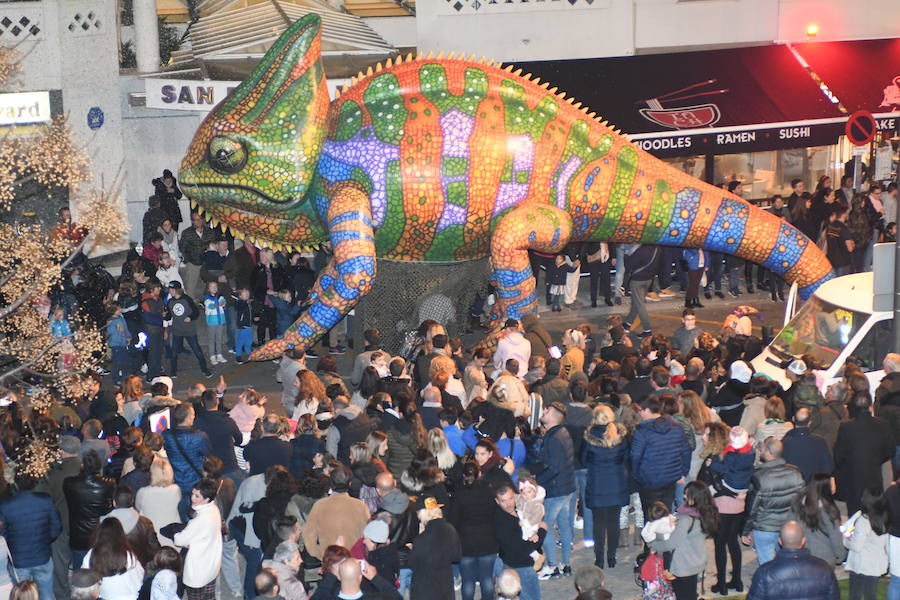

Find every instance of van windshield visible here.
[770,296,869,368]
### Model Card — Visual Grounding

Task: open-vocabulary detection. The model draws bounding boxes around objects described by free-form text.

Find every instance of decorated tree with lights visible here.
[0,45,127,428]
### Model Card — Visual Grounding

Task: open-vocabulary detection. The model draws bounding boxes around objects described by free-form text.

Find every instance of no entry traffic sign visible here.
[846,110,877,146]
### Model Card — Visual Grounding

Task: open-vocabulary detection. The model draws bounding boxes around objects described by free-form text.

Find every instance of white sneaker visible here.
[140,363,148,374]
[216,354,226,364]
[574,517,584,530]
[537,565,560,580]
[583,539,595,548]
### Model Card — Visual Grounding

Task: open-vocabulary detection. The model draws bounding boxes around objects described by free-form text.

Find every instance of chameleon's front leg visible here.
[249,182,375,361]
[489,204,573,328]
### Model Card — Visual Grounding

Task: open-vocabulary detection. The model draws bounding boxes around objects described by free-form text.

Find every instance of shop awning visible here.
[791,38,900,131]
[515,45,847,157]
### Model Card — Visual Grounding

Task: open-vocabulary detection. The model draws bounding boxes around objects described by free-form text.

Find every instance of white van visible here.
[750,271,893,396]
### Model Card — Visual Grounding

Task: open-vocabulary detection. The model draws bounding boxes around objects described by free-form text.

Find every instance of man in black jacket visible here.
[535,402,575,580]
[741,438,805,565]
[194,392,243,481]
[781,408,833,480]
[747,521,839,600]
[496,484,545,600]
[599,325,637,364]
[63,450,114,569]
[834,392,894,515]
[244,415,294,476]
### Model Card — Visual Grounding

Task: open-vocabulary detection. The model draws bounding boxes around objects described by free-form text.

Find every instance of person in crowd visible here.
[834,391,895,515]
[166,281,212,379]
[138,547,183,600]
[202,281,227,366]
[622,244,660,337]
[710,360,752,426]
[70,569,102,600]
[810,381,850,453]
[252,468,297,556]
[741,437,805,565]
[173,478,223,600]
[0,466,62,600]
[559,329,586,381]
[65,450,115,569]
[521,313,553,362]
[671,309,702,358]
[325,395,376,465]
[494,320,531,378]
[230,388,267,434]
[534,402,575,580]
[495,483,545,600]
[193,391,243,481]
[826,206,855,276]
[631,395,691,518]
[162,404,210,520]
[179,213,214,302]
[135,459,181,547]
[789,473,845,567]
[753,397,793,447]
[844,487,888,600]
[244,414,293,476]
[581,404,628,569]
[260,541,306,600]
[448,461,499,600]
[152,169,184,230]
[41,434,82,599]
[497,569,523,600]
[351,329,383,388]
[142,195,168,244]
[781,408,833,480]
[101,485,161,567]
[747,521,839,600]
[408,497,461,600]
[648,481,719,600]
[302,465,370,560]
[600,326,638,365]
[82,518,145,600]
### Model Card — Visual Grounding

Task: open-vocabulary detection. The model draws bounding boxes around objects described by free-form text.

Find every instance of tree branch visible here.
[0,337,64,384]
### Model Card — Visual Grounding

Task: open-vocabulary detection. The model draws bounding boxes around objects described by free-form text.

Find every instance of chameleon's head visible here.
[179,14,330,251]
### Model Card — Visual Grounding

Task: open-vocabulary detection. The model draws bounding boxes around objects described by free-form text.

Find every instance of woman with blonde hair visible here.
[293,370,327,421]
[582,404,629,568]
[427,428,461,485]
[289,413,324,477]
[560,328,586,380]
[679,390,719,480]
[136,459,182,546]
[427,354,468,406]
[365,430,389,466]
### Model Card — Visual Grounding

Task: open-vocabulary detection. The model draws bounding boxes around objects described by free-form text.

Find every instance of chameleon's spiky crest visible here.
[375,62,383,73]
[385,57,393,68]
[548,87,558,95]
[503,65,515,73]
[426,51,434,60]
[365,66,374,77]
[512,69,523,77]
[406,52,414,62]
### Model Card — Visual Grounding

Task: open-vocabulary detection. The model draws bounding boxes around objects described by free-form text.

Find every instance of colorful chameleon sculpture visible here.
[179,14,834,360]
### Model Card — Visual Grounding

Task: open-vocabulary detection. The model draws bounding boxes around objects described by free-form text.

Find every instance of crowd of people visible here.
[17,169,900,600]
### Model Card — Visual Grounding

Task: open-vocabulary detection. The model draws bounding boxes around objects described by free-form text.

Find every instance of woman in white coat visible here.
[174,478,223,600]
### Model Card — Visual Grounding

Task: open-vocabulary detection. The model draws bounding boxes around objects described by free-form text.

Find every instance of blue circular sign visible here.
[87,106,104,130]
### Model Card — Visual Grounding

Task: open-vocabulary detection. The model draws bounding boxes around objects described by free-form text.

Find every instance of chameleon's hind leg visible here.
[249,182,375,361]
[488,204,573,328]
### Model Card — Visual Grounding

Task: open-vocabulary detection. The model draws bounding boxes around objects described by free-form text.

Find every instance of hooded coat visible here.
[581,425,629,508]
[521,314,552,361]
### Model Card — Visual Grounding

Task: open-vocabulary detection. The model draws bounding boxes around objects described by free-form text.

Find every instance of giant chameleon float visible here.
[179,14,835,361]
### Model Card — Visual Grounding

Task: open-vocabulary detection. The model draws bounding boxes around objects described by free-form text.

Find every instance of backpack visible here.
[359,484,380,514]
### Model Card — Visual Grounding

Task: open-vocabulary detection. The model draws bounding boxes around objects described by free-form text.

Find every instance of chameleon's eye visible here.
[207,136,247,175]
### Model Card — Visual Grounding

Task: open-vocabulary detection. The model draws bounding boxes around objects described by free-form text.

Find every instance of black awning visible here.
[515,44,846,157]
[792,38,900,130]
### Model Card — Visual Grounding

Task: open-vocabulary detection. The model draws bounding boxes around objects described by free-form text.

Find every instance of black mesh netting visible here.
[351,258,492,355]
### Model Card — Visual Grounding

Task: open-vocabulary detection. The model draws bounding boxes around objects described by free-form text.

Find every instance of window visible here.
[848,319,893,373]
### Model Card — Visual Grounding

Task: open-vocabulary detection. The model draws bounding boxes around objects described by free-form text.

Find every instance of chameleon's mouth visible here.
[183,183,325,252]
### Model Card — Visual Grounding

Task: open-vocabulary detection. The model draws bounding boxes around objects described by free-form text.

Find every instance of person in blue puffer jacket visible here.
[162,403,210,521]
[0,469,62,600]
[631,395,692,517]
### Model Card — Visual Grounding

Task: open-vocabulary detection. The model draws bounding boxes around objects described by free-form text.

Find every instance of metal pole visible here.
[893,120,900,352]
